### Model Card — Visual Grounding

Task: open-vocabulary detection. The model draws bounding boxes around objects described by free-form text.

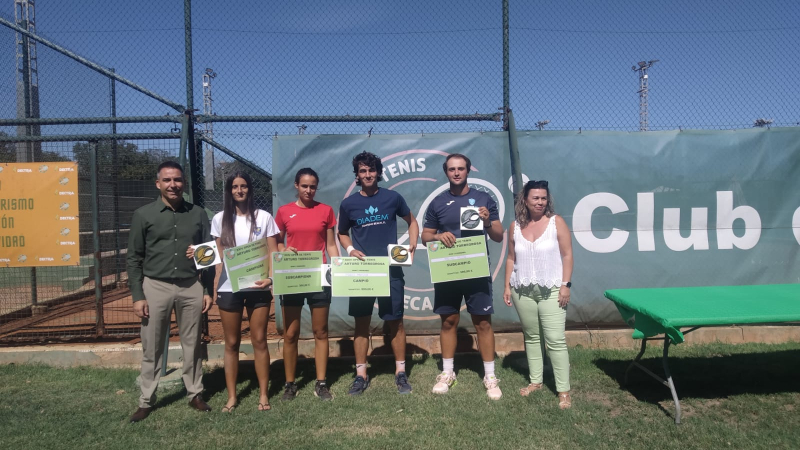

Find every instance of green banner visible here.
[517,127,800,325]
[272,128,800,336]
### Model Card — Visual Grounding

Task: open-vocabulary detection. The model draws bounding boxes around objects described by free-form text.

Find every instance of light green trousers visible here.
[511,284,570,392]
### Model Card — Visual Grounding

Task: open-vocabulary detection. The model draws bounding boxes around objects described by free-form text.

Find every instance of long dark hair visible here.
[220,171,257,248]
[514,180,555,228]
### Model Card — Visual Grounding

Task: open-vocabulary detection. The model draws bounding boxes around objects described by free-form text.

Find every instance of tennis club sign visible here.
[572,190,763,252]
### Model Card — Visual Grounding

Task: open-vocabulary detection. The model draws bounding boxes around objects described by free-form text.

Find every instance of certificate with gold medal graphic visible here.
[223,239,269,292]
[272,251,323,295]
[330,257,390,297]
[427,235,490,283]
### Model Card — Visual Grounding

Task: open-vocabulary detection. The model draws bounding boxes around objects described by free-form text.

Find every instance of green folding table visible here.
[604,284,800,424]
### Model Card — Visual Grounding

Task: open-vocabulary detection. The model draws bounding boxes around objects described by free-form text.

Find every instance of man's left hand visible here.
[202,294,213,313]
[478,206,491,227]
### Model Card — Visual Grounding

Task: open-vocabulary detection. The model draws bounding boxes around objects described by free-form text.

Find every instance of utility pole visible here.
[15,0,41,161]
[202,68,216,190]
[632,60,658,131]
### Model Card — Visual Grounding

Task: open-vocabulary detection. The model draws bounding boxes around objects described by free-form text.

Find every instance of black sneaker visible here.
[281,382,298,401]
[314,380,333,401]
[347,375,370,396]
[395,371,412,394]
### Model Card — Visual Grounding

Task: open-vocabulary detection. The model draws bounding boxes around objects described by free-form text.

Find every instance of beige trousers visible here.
[139,277,204,408]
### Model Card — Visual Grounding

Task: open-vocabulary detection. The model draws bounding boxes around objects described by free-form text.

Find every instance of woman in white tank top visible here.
[503,180,574,409]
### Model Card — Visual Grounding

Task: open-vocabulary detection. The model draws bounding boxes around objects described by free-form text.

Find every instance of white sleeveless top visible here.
[509,216,562,289]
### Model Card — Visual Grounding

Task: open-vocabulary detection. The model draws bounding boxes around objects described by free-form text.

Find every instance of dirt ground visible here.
[0,287,278,343]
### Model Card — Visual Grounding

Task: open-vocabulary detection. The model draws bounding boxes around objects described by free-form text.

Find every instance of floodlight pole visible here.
[753,118,773,128]
[632,60,658,131]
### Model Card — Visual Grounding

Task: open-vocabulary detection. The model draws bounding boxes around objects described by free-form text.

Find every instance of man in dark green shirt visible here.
[127,161,213,423]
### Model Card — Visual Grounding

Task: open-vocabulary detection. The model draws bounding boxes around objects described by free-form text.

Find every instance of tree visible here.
[0,132,70,163]
[72,140,178,180]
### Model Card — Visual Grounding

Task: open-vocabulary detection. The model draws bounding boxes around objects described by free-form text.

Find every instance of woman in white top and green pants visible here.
[503,180,574,409]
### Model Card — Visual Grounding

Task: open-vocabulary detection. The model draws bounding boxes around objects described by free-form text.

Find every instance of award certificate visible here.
[223,240,269,292]
[272,251,323,295]
[330,257,391,297]
[427,235,490,283]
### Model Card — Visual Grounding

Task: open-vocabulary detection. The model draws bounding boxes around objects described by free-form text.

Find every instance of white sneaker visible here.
[432,371,457,394]
[483,375,502,400]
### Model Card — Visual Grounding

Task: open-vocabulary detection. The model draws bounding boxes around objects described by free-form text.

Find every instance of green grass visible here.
[2,342,800,449]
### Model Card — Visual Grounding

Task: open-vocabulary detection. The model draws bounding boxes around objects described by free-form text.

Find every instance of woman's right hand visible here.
[286,246,298,254]
[503,287,513,307]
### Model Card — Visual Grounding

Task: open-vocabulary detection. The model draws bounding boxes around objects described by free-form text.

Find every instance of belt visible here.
[147,276,196,284]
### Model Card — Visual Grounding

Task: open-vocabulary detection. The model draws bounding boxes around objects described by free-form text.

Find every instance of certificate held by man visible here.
[427,235,490,283]
[272,251,323,295]
[330,256,390,297]
[223,239,270,292]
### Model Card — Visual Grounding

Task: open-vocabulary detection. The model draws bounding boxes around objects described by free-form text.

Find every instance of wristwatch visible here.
[561,281,572,288]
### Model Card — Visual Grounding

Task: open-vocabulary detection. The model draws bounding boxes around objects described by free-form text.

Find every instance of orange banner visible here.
[0,162,80,267]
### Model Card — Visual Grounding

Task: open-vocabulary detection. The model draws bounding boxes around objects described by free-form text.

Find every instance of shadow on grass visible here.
[153,383,193,410]
[594,348,800,418]
[200,325,485,402]
[500,350,556,393]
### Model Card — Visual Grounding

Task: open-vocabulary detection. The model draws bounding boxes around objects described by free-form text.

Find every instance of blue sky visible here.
[2,0,799,168]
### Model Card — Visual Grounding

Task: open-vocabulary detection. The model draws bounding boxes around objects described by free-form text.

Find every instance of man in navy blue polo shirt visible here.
[338,151,419,395]
[421,153,504,400]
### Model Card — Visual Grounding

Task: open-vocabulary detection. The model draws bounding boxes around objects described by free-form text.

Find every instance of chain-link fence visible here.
[1,0,799,342]
[0,137,180,341]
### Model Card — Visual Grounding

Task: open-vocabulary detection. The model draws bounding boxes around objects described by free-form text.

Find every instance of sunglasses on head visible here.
[525,180,548,188]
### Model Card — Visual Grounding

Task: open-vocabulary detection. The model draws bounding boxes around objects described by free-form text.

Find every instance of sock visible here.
[395,360,406,374]
[442,358,454,375]
[356,363,367,378]
[483,360,496,378]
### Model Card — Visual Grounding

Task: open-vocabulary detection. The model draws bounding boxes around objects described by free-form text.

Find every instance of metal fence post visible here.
[506,109,523,197]
[188,136,203,207]
[90,140,105,337]
[191,138,209,337]
[110,68,121,284]
[502,0,510,130]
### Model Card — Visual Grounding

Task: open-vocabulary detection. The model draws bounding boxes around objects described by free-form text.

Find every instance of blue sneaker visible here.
[347,375,370,396]
[395,372,412,394]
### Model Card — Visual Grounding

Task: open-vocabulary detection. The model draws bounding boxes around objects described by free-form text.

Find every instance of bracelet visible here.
[346,245,355,255]
[267,276,273,284]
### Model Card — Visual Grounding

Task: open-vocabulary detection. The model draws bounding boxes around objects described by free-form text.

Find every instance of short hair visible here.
[294,167,319,184]
[156,160,183,179]
[442,153,471,173]
[352,151,383,186]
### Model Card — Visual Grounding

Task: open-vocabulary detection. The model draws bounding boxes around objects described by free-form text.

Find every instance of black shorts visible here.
[216,290,272,312]
[433,277,494,316]
[280,287,331,308]
[349,276,405,321]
